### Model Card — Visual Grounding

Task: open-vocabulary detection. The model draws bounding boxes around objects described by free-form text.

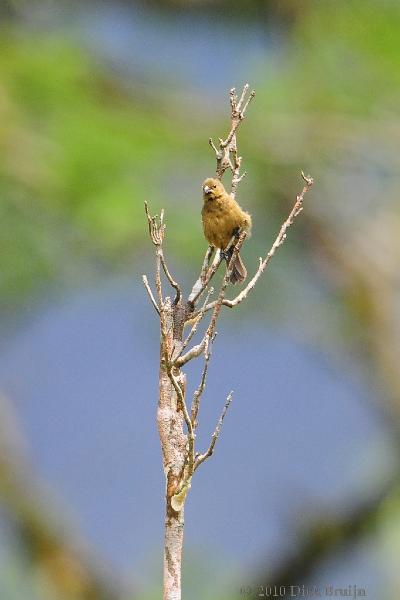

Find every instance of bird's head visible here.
[202,177,225,201]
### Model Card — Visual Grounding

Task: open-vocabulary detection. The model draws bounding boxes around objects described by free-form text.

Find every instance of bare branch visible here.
[144,201,170,344]
[142,275,160,315]
[175,334,210,368]
[179,287,214,358]
[155,249,166,338]
[230,86,238,110]
[144,201,181,304]
[178,232,247,367]
[191,332,216,428]
[188,249,223,306]
[231,156,247,196]
[188,227,241,312]
[200,245,215,281]
[160,252,182,304]
[240,88,256,116]
[210,83,255,193]
[205,231,247,334]
[237,83,248,111]
[208,138,220,158]
[144,202,164,303]
[194,391,233,471]
[222,85,254,148]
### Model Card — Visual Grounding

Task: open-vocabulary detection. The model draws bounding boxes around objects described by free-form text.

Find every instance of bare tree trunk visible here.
[163,508,184,600]
[157,299,187,600]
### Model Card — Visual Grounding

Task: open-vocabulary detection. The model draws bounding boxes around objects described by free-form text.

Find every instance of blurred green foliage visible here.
[2,0,400,315]
[0,32,204,309]
[266,1,400,113]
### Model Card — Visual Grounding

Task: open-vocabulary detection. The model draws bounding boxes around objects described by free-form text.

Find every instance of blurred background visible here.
[1,0,400,598]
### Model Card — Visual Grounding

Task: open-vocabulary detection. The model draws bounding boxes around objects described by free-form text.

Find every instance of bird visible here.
[202,177,252,284]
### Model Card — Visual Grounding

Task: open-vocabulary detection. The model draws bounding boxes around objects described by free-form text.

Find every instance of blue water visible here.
[0,276,391,587]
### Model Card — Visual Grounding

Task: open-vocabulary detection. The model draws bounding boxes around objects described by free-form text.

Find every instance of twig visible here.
[205,232,247,334]
[144,202,169,342]
[144,200,181,304]
[160,250,182,305]
[178,287,214,358]
[142,275,160,315]
[155,249,163,307]
[188,249,222,306]
[209,83,255,192]
[144,202,164,303]
[200,245,214,280]
[191,332,216,427]
[187,231,244,319]
[144,201,165,246]
[231,156,247,196]
[177,232,247,368]
[194,391,233,471]
[175,335,210,368]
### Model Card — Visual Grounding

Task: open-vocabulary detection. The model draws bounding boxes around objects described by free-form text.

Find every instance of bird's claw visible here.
[232,226,241,239]
[221,249,230,261]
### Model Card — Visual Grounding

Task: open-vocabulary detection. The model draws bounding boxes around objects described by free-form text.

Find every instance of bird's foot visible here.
[221,249,230,261]
[232,226,241,239]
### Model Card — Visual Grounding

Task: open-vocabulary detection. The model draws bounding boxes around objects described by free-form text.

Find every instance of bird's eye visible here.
[213,184,216,189]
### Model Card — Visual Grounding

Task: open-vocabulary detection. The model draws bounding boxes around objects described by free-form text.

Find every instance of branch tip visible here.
[237,83,249,110]
[301,171,314,187]
[208,83,255,186]
[194,390,234,470]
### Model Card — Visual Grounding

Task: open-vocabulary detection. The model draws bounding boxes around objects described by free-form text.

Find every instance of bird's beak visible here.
[203,185,211,194]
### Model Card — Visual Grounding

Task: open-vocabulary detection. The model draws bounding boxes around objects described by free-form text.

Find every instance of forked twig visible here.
[145,201,182,304]
[209,83,255,194]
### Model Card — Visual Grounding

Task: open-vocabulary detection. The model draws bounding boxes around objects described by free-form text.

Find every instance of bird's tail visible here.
[225,248,247,284]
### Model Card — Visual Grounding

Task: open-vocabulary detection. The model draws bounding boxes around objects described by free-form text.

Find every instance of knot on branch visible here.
[170,479,192,513]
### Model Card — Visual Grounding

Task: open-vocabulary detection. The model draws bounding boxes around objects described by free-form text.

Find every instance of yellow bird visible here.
[202,178,252,284]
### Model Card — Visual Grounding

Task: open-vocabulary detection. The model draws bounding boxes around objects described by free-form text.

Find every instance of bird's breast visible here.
[202,197,241,249]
